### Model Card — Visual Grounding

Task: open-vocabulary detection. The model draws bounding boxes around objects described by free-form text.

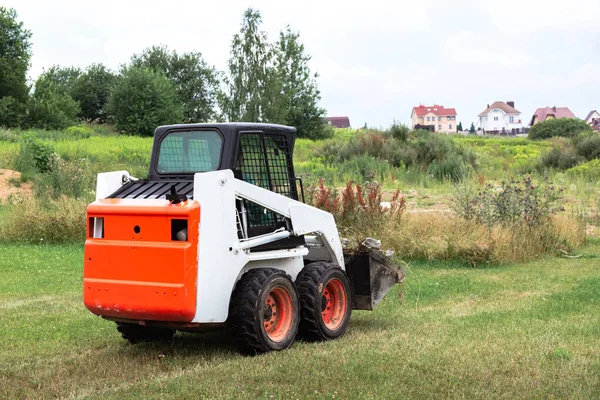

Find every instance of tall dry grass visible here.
[380,212,585,265]
[0,196,87,243]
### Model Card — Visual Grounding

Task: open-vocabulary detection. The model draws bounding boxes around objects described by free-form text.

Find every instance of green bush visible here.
[64,124,94,139]
[23,88,80,130]
[389,123,409,141]
[428,155,466,182]
[35,154,95,200]
[106,66,183,136]
[528,118,591,140]
[566,159,600,181]
[319,129,476,182]
[575,134,600,161]
[453,176,565,229]
[12,133,55,174]
[539,147,582,170]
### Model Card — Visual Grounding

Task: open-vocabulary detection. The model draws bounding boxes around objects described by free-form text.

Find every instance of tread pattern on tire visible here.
[228,268,295,355]
[296,261,346,341]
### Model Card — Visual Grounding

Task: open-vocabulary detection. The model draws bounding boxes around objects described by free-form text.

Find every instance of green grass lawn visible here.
[1,243,599,399]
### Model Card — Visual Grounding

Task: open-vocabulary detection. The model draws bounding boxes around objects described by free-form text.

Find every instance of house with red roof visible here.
[530,106,576,126]
[411,104,457,133]
[323,116,351,129]
[478,101,523,135]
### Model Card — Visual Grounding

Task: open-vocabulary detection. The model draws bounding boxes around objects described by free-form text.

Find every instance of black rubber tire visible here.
[116,322,175,345]
[296,262,352,341]
[228,268,299,355]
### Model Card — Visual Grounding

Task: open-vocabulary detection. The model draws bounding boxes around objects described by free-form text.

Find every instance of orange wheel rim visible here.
[263,286,293,342]
[321,278,347,330]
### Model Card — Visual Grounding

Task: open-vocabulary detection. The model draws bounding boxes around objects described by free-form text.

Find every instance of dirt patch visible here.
[0,169,33,202]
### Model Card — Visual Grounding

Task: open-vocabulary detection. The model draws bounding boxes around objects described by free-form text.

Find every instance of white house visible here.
[478,101,523,134]
[584,110,600,126]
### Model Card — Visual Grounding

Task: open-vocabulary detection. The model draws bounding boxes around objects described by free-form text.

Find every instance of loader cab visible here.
[147,123,304,249]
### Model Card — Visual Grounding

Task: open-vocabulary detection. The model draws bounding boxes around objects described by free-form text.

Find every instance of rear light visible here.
[171,219,188,241]
[89,217,104,238]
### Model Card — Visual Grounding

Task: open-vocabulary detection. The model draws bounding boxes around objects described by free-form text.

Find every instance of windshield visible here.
[157,130,222,173]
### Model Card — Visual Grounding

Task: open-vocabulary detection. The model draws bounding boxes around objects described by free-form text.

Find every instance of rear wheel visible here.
[228,268,299,354]
[296,262,352,341]
[116,322,175,344]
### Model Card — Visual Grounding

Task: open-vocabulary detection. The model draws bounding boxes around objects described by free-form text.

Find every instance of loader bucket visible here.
[344,251,405,310]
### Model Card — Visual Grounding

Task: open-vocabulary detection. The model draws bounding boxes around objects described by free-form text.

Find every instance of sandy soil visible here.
[0,169,33,202]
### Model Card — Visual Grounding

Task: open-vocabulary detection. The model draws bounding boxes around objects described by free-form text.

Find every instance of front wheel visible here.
[296,262,352,341]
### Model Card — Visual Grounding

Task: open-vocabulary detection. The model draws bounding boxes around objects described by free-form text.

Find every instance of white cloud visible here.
[483,0,600,32]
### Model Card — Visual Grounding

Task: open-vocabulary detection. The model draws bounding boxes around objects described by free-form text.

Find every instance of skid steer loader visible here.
[83,123,403,354]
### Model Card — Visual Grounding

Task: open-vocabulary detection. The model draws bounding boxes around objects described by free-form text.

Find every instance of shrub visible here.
[575,134,600,161]
[23,87,80,130]
[528,118,591,140]
[389,123,409,141]
[566,159,600,181]
[35,154,95,200]
[539,147,581,170]
[319,129,476,182]
[427,155,466,182]
[64,125,94,139]
[12,133,55,174]
[310,179,405,245]
[453,176,565,229]
[106,66,183,136]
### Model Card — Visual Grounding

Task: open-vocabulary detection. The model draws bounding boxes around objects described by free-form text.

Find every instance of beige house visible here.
[530,106,575,125]
[411,104,457,133]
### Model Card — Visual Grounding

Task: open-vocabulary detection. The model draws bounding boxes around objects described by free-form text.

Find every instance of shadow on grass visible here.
[115,330,237,361]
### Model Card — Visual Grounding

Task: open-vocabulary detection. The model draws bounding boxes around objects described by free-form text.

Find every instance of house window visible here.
[438,116,441,121]
[449,124,453,130]
[509,116,514,123]
[427,117,430,121]
[494,117,498,121]
[452,116,455,120]
[438,125,442,130]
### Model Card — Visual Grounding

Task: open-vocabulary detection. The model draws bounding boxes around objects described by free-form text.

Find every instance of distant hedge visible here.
[528,118,591,140]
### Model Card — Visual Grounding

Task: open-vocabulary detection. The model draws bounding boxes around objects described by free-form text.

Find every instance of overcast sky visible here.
[5,0,600,128]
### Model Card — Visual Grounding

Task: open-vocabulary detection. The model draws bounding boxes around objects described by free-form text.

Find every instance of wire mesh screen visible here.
[237,132,296,228]
[157,130,222,173]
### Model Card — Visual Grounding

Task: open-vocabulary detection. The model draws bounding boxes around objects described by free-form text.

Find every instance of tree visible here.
[457,122,463,132]
[528,118,591,140]
[469,122,476,134]
[106,66,183,136]
[71,63,116,122]
[221,8,275,122]
[273,27,326,139]
[0,7,32,127]
[34,65,81,95]
[131,45,219,123]
[23,73,80,130]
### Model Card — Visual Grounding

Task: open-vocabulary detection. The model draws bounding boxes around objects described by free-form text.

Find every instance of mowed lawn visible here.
[1,243,599,399]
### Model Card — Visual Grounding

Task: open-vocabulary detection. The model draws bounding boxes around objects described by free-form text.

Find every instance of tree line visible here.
[0,8,328,139]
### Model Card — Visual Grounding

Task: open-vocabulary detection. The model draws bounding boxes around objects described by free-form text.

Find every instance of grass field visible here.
[1,242,599,399]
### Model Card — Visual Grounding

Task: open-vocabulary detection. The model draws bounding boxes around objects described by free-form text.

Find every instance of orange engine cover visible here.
[83,198,200,322]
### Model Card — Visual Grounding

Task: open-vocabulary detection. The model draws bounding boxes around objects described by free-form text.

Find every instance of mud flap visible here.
[344,251,405,310]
